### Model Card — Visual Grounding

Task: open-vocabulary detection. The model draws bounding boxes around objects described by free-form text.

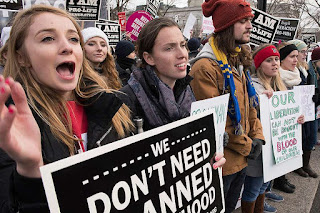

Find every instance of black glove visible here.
[313,88,320,105]
[247,138,264,160]
[223,132,229,147]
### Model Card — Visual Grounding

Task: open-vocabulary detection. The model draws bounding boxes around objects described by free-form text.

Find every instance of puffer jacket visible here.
[0,91,124,213]
[189,42,265,176]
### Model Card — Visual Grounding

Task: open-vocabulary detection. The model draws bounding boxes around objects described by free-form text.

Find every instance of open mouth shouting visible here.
[56,61,76,80]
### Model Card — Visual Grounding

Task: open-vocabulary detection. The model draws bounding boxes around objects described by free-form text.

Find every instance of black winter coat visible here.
[0,92,124,213]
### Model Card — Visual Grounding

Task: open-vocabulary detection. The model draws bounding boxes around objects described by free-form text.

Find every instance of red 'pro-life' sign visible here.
[126,10,153,41]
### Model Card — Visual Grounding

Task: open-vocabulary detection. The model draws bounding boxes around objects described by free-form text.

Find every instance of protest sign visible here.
[66,0,100,21]
[260,92,302,182]
[23,0,66,9]
[126,10,153,41]
[250,7,279,46]
[0,0,22,11]
[41,112,225,213]
[273,17,299,42]
[190,94,229,153]
[302,34,317,46]
[202,16,214,34]
[118,11,126,31]
[95,21,121,47]
[294,85,315,122]
[146,0,160,18]
[183,13,197,40]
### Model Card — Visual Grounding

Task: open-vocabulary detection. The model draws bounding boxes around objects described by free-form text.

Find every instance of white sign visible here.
[202,16,214,34]
[260,92,303,182]
[294,85,315,122]
[190,94,229,153]
[183,13,197,40]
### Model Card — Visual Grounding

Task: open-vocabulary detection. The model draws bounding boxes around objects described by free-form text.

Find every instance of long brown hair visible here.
[213,25,250,68]
[4,5,133,154]
[253,44,287,91]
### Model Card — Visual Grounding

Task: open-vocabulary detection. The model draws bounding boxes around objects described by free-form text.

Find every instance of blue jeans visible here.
[223,167,247,213]
[242,176,269,202]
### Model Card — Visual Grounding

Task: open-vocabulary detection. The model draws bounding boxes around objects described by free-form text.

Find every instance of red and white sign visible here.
[126,10,153,41]
[118,11,126,32]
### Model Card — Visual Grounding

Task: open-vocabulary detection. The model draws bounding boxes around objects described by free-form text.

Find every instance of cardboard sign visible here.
[250,7,280,46]
[95,21,121,47]
[183,13,197,40]
[190,94,229,153]
[23,0,66,9]
[273,17,299,42]
[202,16,214,34]
[146,0,160,18]
[118,11,126,32]
[0,0,22,11]
[126,10,153,41]
[294,85,315,122]
[260,92,302,182]
[41,113,225,213]
[66,0,100,21]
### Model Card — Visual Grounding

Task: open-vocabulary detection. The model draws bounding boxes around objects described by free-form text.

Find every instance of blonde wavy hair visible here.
[4,5,134,154]
[253,44,287,92]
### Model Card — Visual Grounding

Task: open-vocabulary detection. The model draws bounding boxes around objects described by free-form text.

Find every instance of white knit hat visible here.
[81,27,109,46]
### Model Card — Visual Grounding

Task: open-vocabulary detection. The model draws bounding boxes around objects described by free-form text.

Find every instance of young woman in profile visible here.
[82,27,122,90]
[118,17,226,175]
[0,5,133,212]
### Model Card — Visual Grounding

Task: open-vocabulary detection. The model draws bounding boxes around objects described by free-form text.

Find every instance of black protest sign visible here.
[146,0,160,18]
[95,21,121,47]
[41,113,224,213]
[66,0,100,21]
[0,0,22,11]
[250,7,280,46]
[302,34,316,46]
[274,18,299,42]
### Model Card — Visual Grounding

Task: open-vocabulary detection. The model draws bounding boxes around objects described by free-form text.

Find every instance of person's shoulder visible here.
[190,57,220,76]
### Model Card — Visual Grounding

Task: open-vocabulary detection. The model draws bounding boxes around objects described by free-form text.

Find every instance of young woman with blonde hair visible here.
[82,27,122,90]
[0,5,133,212]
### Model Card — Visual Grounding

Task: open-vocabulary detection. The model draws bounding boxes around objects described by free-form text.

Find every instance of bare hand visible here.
[262,89,273,99]
[297,114,305,124]
[0,76,43,178]
[211,152,226,170]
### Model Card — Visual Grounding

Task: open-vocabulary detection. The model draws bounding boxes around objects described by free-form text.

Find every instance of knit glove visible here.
[247,138,264,160]
[223,132,229,147]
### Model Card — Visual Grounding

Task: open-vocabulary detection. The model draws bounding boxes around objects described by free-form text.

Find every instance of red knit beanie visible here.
[202,0,254,33]
[311,47,320,61]
[254,45,280,69]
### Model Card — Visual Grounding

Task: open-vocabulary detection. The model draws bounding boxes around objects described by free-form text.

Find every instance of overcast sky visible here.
[110,0,188,10]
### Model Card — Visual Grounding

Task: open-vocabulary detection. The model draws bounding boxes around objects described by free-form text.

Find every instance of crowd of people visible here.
[0,0,319,212]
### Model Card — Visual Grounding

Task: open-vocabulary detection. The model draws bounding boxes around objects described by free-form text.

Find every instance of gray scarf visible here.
[128,65,195,128]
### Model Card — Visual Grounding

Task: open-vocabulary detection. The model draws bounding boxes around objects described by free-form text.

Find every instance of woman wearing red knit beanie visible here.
[241,44,286,213]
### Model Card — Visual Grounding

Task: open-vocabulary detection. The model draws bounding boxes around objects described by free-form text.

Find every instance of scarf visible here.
[116,57,136,70]
[128,65,195,128]
[279,67,302,89]
[209,37,259,135]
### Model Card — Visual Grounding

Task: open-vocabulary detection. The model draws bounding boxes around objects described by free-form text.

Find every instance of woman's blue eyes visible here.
[70,37,79,43]
[41,37,79,43]
[42,37,54,42]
